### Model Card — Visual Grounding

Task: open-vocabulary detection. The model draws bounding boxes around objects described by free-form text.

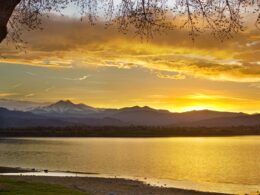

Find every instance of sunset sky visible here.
[0,8,259,113]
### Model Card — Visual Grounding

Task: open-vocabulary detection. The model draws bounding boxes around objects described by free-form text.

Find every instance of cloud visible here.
[155,71,186,80]
[78,75,89,81]
[12,83,22,88]
[185,93,249,101]
[45,86,55,92]
[0,92,18,97]
[246,40,260,47]
[64,75,89,81]
[249,83,260,88]
[25,93,35,97]
[0,15,259,82]
[140,54,260,82]
[23,71,36,76]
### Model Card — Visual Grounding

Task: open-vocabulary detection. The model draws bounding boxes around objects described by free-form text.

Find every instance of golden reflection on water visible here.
[0,136,260,194]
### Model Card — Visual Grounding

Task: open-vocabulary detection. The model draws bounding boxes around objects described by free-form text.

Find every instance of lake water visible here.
[0,136,260,194]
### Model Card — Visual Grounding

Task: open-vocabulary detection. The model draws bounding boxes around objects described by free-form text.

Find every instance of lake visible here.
[0,136,260,194]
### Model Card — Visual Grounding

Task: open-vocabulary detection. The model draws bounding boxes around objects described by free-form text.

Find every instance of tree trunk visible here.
[0,0,21,43]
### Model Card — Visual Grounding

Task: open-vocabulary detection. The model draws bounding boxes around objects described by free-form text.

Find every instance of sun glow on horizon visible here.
[180,105,221,112]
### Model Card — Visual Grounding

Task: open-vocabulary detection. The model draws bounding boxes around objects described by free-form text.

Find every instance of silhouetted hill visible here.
[0,100,259,128]
[0,108,71,128]
[181,114,260,127]
[110,106,174,125]
[106,107,246,126]
[174,110,246,122]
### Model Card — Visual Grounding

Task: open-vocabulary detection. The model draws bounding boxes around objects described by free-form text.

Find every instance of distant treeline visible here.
[0,126,260,137]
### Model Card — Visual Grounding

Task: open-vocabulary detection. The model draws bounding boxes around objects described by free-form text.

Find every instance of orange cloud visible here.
[0,15,259,82]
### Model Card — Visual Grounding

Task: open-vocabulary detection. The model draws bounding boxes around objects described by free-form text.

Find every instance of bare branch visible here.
[0,0,259,44]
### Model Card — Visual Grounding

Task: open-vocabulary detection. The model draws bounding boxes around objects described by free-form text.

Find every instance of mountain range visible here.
[0,99,259,128]
[0,99,49,111]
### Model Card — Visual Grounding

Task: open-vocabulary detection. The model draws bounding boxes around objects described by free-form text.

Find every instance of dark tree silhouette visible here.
[0,0,259,43]
[0,0,21,42]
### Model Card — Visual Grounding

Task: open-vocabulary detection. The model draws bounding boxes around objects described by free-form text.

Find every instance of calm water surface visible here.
[0,136,260,194]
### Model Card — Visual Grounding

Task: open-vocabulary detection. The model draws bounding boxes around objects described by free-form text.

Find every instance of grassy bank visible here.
[1,176,230,195]
[0,177,86,195]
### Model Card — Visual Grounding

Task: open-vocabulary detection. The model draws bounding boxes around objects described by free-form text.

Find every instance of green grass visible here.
[0,177,87,195]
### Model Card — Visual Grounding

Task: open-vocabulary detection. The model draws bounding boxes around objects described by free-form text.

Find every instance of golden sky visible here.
[0,15,259,113]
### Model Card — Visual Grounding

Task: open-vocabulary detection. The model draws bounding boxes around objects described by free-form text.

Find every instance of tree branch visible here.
[0,0,21,43]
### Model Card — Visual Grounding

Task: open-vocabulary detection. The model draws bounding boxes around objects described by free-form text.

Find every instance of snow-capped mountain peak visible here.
[32,100,99,115]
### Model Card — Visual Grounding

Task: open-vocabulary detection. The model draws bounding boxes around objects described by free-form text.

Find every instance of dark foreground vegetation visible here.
[0,126,260,137]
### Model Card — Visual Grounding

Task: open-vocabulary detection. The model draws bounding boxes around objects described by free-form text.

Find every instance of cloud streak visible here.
[0,92,18,97]
[154,71,186,80]
[24,93,35,98]
[64,75,89,81]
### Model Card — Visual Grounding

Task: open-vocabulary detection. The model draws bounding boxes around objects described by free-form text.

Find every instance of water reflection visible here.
[0,137,260,194]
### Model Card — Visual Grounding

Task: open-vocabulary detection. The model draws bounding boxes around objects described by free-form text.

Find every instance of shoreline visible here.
[1,135,260,139]
[0,166,231,195]
[1,166,260,195]
[1,126,260,138]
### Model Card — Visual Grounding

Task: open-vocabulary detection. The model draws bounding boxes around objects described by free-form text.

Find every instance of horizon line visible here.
[0,98,259,115]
